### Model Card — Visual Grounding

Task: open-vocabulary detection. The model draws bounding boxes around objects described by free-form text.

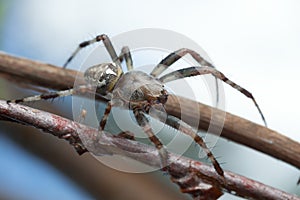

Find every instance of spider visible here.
[8,34,267,178]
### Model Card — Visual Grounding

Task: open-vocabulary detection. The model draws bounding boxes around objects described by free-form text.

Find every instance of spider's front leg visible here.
[159,66,267,126]
[150,48,220,104]
[147,107,224,178]
[133,108,169,170]
[166,115,224,177]
[150,48,214,77]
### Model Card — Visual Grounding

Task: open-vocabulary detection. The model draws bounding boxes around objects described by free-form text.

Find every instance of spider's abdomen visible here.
[84,62,123,95]
[112,71,168,104]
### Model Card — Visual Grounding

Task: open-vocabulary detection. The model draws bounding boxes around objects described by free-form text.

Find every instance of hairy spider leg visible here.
[159,66,267,127]
[118,46,133,71]
[63,34,120,68]
[134,108,169,169]
[150,48,219,104]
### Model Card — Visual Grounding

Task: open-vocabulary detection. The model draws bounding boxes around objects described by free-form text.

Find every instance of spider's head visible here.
[84,62,123,95]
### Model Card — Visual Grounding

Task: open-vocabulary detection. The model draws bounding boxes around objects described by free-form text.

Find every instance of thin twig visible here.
[0,53,300,170]
[0,100,299,200]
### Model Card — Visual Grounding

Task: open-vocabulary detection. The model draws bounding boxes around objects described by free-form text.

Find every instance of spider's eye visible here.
[84,62,123,95]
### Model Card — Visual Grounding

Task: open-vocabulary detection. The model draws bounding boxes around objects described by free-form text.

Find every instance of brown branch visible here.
[1,53,300,170]
[0,100,299,200]
[1,120,185,200]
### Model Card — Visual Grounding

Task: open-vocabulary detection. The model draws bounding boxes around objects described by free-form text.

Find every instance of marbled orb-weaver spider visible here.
[8,34,267,177]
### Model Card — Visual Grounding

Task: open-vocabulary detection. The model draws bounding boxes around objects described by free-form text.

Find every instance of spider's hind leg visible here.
[63,34,120,68]
[7,88,75,104]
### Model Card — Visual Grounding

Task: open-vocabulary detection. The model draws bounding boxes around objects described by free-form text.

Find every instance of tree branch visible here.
[0,100,299,200]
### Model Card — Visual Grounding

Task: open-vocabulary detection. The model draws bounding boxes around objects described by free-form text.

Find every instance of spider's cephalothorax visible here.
[113,70,168,104]
[8,34,268,179]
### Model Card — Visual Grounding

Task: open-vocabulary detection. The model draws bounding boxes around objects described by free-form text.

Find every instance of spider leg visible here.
[98,101,113,131]
[146,107,224,176]
[167,115,224,177]
[6,85,93,104]
[151,48,214,77]
[7,88,75,104]
[133,108,169,169]
[159,66,267,127]
[118,46,133,71]
[63,34,120,68]
[150,48,219,104]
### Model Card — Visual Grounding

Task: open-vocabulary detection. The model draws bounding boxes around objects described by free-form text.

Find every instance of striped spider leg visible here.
[145,107,225,177]
[63,34,121,68]
[134,108,169,169]
[151,48,220,104]
[158,66,267,127]
[151,48,215,77]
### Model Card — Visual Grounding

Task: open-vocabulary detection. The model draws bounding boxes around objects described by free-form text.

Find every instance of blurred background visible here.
[0,0,300,199]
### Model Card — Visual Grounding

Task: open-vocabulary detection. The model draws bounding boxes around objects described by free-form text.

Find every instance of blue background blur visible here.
[0,0,300,199]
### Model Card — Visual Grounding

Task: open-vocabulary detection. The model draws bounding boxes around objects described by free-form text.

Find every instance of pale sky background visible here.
[1,0,300,199]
